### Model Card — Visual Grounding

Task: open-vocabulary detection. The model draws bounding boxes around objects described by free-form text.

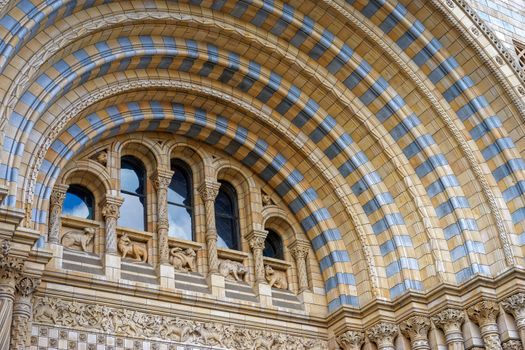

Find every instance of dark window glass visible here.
[119,156,146,231]
[263,230,284,260]
[63,185,94,219]
[215,181,240,250]
[168,161,193,241]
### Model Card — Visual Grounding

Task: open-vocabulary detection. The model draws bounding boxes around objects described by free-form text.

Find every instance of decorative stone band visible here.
[32,296,327,350]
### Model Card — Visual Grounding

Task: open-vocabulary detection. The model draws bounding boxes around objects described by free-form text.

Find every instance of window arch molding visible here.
[115,139,161,174]
[167,143,208,187]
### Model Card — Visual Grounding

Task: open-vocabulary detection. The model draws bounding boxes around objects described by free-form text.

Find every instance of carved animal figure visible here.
[193,324,225,347]
[219,259,247,282]
[170,247,196,272]
[34,300,59,324]
[264,265,288,290]
[61,227,95,252]
[252,334,286,350]
[118,234,148,262]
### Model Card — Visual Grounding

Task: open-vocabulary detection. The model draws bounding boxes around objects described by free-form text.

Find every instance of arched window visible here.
[263,230,284,260]
[119,156,146,231]
[168,160,193,241]
[215,181,240,250]
[63,185,94,220]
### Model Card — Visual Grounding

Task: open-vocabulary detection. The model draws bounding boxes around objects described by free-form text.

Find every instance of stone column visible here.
[432,308,466,350]
[502,293,525,350]
[366,322,399,350]
[152,170,173,264]
[198,181,221,274]
[246,230,268,283]
[101,196,123,255]
[0,240,23,350]
[10,276,39,350]
[290,240,310,292]
[467,300,503,350]
[48,184,68,244]
[336,330,365,350]
[400,315,431,350]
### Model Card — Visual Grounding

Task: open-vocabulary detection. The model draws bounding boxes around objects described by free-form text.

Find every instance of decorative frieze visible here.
[336,330,365,350]
[32,297,327,349]
[366,322,398,350]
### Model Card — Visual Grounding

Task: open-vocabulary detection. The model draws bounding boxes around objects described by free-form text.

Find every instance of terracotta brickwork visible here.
[0,0,524,349]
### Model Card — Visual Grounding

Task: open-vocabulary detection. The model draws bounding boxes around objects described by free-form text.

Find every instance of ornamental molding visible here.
[32,296,326,350]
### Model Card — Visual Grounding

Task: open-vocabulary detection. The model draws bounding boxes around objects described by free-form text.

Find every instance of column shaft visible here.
[247,231,267,284]
[0,240,23,350]
[153,171,173,265]
[290,242,310,292]
[48,185,68,244]
[199,182,221,274]
[102,197,123,255]
[10,276,39,350]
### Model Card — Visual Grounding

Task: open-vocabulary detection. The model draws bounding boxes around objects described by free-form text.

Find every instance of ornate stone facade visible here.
[0,0,524,349]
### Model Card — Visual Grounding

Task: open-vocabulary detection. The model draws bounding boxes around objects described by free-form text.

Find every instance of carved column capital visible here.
[15,276,40,297]
[502,293,525,329]
[198,181,221,202]
[366,322,398,349]
[400,315,431,349]
[0,240,24,287]
[290,240,310,260]
[101,197,123,219]
[246,230,268,250]
[151,169,173,190]
[50,184,68,208]
[432,308,465,333]
[336,330,365,350]
[502,340,523,350]
[467,300,500,327]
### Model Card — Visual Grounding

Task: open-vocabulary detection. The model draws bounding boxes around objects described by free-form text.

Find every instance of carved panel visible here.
[32,297,327,349]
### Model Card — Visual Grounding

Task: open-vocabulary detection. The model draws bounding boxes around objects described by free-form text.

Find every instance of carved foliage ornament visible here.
[502,293,525,328]
[502,340,523,350]
[0,240,24,282]
[467,300,500,326]
[33,297,326,349]
[336,330,365,350]
[16,276,40,297]
[366,322,398,347]
[400,315,431,343]
[431,308,465,333]
[198,182,220,202]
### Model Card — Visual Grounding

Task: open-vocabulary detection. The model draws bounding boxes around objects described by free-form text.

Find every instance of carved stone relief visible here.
[118,234,148,263]
[32,297,327,349]
[218,259,248,282]
[169,247,197,272]
[61,227,96,252]
[264,265,288,290]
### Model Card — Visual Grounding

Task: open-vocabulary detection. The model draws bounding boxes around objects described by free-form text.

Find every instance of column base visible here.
[208,273,225,299]
[158,263,175,290]
[104,254,121,281]
[47,243,63,270]
[254,282,272,307]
